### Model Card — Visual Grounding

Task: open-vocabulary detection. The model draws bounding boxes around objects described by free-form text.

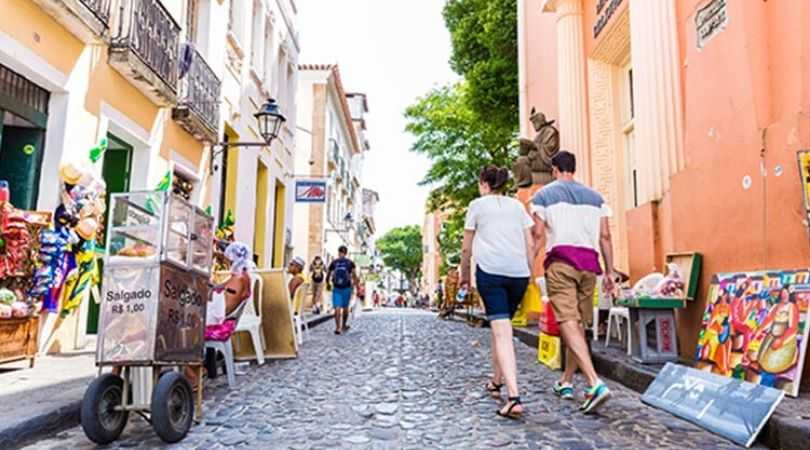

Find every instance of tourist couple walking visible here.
[461,151,616,418]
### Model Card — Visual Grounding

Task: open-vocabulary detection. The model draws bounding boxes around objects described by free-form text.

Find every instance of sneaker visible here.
[552,381,574,400]
[580,382,611,414]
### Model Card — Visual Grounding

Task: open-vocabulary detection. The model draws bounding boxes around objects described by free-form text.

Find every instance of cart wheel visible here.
[80,374,129,445]
[151,371,194,443]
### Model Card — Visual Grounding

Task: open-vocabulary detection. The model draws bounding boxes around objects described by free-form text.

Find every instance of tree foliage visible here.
[404,0,518,272]
[443,0,518,132]
[376,225,423,286]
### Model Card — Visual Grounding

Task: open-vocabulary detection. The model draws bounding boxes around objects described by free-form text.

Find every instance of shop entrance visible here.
[0,64,50,211]
[87,133,133,333]
[271,180,286,268]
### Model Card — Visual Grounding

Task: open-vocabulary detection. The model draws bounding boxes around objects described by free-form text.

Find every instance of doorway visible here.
[86,133,133,333]
[272,180,286,268]
[253,161,269,267]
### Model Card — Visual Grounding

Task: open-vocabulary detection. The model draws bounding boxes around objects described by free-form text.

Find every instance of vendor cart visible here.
[80,191,213,445]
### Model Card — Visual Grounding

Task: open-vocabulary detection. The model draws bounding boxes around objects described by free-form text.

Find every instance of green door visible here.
[87,134,133,333]
[0,115,46,210]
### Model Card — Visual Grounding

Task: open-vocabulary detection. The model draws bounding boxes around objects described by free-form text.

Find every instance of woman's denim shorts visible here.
[476,266,529,321]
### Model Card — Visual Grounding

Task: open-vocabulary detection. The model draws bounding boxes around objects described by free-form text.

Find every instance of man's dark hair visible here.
[551,151,576,174]
[338,245,348,255]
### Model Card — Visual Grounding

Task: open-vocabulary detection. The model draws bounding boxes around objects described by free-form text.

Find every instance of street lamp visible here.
[210,98,287,174]
[254,98,286,144]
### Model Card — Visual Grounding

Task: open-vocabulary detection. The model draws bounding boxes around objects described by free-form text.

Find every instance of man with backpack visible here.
[326,245,357,334]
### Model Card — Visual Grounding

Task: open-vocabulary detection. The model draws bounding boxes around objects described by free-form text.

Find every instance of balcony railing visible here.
[33,0,111,42]
[172,45,221,141]
[79,0,111,24]
[109,0,180,104]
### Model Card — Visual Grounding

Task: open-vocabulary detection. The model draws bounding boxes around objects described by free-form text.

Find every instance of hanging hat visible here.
[59,163,84,185]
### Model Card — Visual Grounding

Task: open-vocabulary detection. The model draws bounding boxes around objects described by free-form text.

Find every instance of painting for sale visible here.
[695,270,810,397]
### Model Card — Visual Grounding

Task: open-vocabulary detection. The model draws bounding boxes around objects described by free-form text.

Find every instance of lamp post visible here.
[209,98,287,175]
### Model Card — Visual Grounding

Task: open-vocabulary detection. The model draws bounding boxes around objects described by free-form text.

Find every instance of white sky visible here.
[298,0,459,237]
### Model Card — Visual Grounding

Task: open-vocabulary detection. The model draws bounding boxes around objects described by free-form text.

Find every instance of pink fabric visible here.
[205,319,237,341]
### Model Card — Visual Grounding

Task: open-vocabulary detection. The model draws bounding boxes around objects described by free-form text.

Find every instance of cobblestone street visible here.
[23,310,755,450]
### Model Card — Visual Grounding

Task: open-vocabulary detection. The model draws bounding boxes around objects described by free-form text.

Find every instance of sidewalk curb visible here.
[3,314,333,450]
[450,310,809,450]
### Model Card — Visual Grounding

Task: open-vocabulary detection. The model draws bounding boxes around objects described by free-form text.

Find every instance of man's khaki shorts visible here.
[545,262,597,326]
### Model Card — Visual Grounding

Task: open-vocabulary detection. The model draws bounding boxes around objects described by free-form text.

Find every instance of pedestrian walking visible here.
[326,245,357,334]
[309,256,326,314]
[530,150,615,414]
[460,165,535,419]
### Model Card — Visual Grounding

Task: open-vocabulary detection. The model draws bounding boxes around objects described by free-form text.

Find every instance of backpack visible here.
[332,259,352,289]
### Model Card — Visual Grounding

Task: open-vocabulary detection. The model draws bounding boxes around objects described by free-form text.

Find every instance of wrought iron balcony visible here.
[33,0,111,42]
[172,45,221,142]
[109,0,180,105]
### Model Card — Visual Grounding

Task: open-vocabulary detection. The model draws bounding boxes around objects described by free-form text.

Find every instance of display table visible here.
[616,252,702,364]
[0,316,39,367]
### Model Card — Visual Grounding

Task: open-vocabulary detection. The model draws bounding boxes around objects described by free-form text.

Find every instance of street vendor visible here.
[205,242,255,340]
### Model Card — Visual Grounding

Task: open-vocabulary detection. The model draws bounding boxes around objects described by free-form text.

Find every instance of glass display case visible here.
[97,191,213,365]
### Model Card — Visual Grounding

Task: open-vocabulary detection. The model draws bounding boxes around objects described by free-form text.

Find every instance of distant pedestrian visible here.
[310,256,326,314]
[326,246,357,334]
[531,151,615,414]
[460,165,535,419]
[372,290,381,308]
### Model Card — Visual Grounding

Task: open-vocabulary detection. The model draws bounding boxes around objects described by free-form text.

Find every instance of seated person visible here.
[205,242,255,341]
[288,256,306,312]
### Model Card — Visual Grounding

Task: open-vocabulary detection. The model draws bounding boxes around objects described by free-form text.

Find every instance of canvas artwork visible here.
[695,270,810,397]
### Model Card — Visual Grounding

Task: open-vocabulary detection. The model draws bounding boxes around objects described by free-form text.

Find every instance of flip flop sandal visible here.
[486,381,504,398]
[496,397,523,419]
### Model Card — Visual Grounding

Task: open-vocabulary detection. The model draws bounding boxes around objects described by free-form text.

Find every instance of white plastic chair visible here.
[204,298,249,388]
[292,282,310,345]
[233,273,266,365]
[605,304,632,355]
[204,338,237,387]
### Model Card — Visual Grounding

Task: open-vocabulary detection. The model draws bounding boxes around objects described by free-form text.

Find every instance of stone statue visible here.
[514,108,560,187]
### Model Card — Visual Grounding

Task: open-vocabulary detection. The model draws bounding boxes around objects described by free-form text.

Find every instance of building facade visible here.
[421,211,443,298]
[0,0,298,347]
[213,0,299,270]
[293,64,368,266]
[520,0,810,355]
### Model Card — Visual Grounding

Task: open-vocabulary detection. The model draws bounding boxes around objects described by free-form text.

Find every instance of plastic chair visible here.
[292,282,310,345]
[204,298,249,388]
[605,304,632,355]
[233,273,266,365]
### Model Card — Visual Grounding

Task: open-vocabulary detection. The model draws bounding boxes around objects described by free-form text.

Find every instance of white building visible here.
[293,64,369,266]
[211,0,300,268]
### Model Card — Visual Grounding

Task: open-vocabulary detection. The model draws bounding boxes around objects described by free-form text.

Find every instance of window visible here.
[250,0,265,75]
[620,64,638,208]
[264,20,275,88]
[228,0,245,44]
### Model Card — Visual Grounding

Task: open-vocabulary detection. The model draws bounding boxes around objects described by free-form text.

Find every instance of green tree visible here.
[443,0,518,132]
[376,225,423,289]
[405,0,518,270]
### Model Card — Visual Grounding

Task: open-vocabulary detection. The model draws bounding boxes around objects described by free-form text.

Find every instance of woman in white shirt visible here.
[460,165,536,419]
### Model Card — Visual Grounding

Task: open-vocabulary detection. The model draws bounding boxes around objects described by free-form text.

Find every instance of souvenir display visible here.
[696,269,810,397]
[27,163,106,317]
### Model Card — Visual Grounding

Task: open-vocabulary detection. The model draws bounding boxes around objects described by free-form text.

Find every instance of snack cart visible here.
[80,191,213,444]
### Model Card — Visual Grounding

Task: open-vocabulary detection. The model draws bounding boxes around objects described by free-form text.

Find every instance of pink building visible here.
[520,0,810,363]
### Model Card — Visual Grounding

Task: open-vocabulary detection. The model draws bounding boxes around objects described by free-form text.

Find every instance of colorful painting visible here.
[695,270,810,397]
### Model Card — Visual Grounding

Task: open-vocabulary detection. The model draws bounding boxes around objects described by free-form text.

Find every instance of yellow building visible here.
[0,0,299,351]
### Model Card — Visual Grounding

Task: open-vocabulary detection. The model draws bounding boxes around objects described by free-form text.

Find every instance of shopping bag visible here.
[537,331,563,370]
[511,283,542,327]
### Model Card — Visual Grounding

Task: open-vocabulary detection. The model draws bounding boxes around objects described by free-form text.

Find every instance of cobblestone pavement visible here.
[23,310,757,450]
